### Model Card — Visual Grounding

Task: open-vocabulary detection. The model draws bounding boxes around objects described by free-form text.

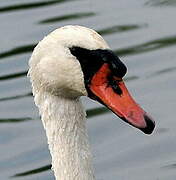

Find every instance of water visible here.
[0,0,176,179]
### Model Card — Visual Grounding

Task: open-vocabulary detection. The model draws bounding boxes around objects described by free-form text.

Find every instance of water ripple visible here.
[98,24,147,36]
[0,117,32,123]
[0,0,75,13]
[124,75,139,82]
[146,0,176,7]
[0,71,27,81]
[87,107,110,118]
[0,92,32,102]
[153,66,176,75]
[162,163,176,169]
[116,35,176,56]
[12,164,51,177]
[0,44,35,60]
[39,12,95,24]
[147,66,176,78]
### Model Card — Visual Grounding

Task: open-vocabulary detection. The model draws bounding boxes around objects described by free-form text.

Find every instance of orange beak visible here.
[89,63,155,134]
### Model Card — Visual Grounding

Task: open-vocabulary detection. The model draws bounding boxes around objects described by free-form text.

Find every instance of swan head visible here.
[29,25,109,98]
[29,25,155,134]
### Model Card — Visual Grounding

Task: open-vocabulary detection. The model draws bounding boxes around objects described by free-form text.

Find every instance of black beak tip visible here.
[140,115,155,135]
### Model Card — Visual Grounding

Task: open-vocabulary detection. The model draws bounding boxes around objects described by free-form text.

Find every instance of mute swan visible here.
[28,25,155,180]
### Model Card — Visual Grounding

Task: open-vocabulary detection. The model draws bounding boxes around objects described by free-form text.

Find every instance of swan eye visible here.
[69,46,127,90]
[69,46,104,83]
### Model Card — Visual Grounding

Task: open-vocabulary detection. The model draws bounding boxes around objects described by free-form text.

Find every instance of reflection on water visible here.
[0,0,74,13]
[39,12,95,24]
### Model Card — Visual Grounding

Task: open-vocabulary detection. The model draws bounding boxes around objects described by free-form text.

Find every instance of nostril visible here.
[140,114,155,134]
[108,76,122,95]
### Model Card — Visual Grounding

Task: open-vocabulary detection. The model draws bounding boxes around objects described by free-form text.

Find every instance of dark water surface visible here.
[0,0,176,179]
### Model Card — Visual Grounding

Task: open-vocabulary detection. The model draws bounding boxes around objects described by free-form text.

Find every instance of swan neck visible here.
[36,93,95,180]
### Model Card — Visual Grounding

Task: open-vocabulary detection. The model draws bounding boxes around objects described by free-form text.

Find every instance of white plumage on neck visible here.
[35,92,94,180]
[28,25,109,180]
